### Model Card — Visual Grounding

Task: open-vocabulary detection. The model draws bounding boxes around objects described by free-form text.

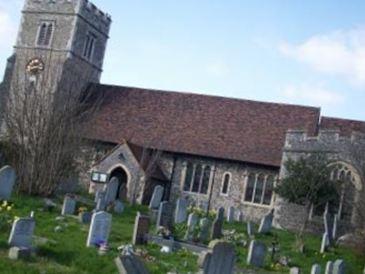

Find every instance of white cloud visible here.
[279,26,365,87]
[281,84,345,107]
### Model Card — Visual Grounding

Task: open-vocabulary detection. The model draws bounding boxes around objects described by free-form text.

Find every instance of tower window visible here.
[37,21,54,47]
[83,32,97,61]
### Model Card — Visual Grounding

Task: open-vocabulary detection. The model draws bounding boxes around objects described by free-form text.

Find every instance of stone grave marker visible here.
[114,200,125,214]
[115,253,150,274]
[0,165,16,200]
[333,259,345,274]
[149,185,164,210]
[217,207,224,221]
[290,267,301,274]
[96,196,107,212]
[199,218,211,242]
[184,213,199,241]
[156,201,173,229]
[86,211,112,247]
[174,198,188,224]
[105,177,119,205]
[8,246,31,260]
[325,261,334,274]
[8,217,35,248]
[227,206,235,223]
[258,210,274,234]
[203,241,235,274]
[323,209,334,243]
[79,212,92,224]
[321,232,329,253]
[247,240,266,267]
[198,251,212,270]
[211,217,223,240]
[311,264,321,274]
[61,196,76,215]
[132,212,150,245]
[237,211,244,222]
[332,214,338,241]
[247,221,254,237]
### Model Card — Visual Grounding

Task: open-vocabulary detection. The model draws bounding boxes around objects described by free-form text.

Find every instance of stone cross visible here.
[86,211,112,247]
[199,218,211,242]
[333,259,345,274]
[8,217,35,248]
[325,261,334,274]
[156,201,173,229]
[61,196,76,215]
[320,232,329,253]
[247,240,266,267]
[132,212,150,245]
[0,165,16,200]
[184,213,199,241]
[258,210,274,234]
[105,177,119,205]
[311,264,321,274]
[149,185,164,210]
[203,241,235,274]
[174,198,188,224]
[227,206,235,223]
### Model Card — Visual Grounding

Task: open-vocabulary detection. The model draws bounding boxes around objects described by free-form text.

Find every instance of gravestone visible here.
[96,196,107,212]
[247,240,266,267]
[132,212,150,245]
[94,190,104,203]
[199,218,211,242]
[86,211,112,247]
[204,241,235,274]
[184,213,199,241]
[61,196,76,215]
[258,210,274,234]
[325,261,334,274]
[174,198,188,224]
[320,232,329,253]
[114,200,125,214]
[227,206,235,223]
[290,267,301,274]
[211,218,223,239]
[217,207,225,221]
[8,217,35,248]
[198,251,212,270]
[247,221,254,237]
[237,212,244,222]
[105,177,120,205]
[149,185,164,209]
[0,165,16,200]
[311,264,321,274]
[332,214,338,241]
[8,246,31,260]
[115,253,150,274]
[333,259,345,274]
[156,201,173,229]
[323,209,334,243]
[79,212,92,224]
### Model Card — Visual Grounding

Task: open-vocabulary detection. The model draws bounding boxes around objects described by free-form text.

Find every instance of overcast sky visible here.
[1,0,364,121]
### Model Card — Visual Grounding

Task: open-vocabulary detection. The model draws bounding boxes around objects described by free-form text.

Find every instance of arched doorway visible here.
[109,167,128,201]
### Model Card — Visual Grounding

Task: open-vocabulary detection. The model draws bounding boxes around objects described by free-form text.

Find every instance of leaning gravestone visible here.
[247,240,266,267]
[156,201,173,229]
[227,206,235,223]
[323,209,334,243]
[132,212,150,245]
[217,207,225,221]
[184,213,199,241]
[332,214,338,240]
[203,241,235,274]
[96,196,107,212]
[211,217,223,240]
[61,196,76,215]
[258,210,274,234]
[115,253,150,274]
[325,261,334,274]
[86,211,112,247]
[8,217,35,248]
[247,221,254,237]
[199,218,211,242]
[0,165,16,200]
[333,259,345,274]
[311,264,321,274]
[174,198,188,224]
[320,232,329,253]
[114,200,125,214]
[105,177,120,205]
[149,185,164,210]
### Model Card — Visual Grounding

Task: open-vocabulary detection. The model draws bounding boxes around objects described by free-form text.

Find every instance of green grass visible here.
[0,196,364,274]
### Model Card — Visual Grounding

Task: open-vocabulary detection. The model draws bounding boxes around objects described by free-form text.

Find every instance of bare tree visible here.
[1,49,103,196]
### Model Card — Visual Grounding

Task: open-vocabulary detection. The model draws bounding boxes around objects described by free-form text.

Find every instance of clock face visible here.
[26,58,45,74]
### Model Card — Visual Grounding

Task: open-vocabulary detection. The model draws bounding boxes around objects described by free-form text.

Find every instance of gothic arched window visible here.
[37,21,54,46]
[221,173,231,195]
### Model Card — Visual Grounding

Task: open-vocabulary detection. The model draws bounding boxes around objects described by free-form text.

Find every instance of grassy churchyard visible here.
[0,195,364,274]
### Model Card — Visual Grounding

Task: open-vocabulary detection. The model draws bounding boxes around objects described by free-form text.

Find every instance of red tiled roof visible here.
[320,116,365,136]
[87,84,321,167]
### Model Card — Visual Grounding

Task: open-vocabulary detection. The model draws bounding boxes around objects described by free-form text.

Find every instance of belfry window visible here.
[221,173,231,195]
[244,173,275,206]
[83,32,97,61]
[183,162,211,194]
[37,21,54,46]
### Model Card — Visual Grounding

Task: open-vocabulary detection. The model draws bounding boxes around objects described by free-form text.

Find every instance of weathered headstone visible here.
[323,209,334,243]
[8,217,35,248]
[237,211,244,222]
[311,264,321,274]
[94,189,104,203]
[203,241,235,274]
[247,240,266,267]
[325,261,334,274]
[79,212,92,224]
[114,200,125,214]
[132,212,150,245]
[333,259,345,274]
[290,267,301,274]
[199,218,211,242]
[198,251,212,270]
[96,196,107,212]
[0,166,16,200]
[174,198,188,224]
[320,232,329,253]
[227,206,235,223]
[217,207,225,221]
[247,221,254,237]
[184,213,199,241]
[105,177,120,205]
[86,211,112,247]
[332,214,338,241]
[149,185,164,209]
[156,201,173,229]
[211,218,223,239]
[258,210,274,234]
[61,196,76,215]
[115,253,150,274]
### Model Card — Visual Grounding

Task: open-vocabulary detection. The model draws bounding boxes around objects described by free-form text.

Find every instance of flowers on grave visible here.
[0,200,14,231]
[78,206,88,214]
[187,205,215,219]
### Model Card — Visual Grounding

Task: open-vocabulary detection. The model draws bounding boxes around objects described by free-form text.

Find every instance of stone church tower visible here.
[2,0,111,101]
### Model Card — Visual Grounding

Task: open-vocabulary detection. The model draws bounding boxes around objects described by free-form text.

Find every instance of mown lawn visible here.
[0,195,364,274]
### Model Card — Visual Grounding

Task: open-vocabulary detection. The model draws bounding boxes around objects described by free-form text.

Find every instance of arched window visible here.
[221,173,231,195]
[244,174,256,202]
[45,23,53,45]
[183,163,194,192]
[37,22,54,46]
[37,23,47,45]
[83,32,97,60]
[200,166,211,194]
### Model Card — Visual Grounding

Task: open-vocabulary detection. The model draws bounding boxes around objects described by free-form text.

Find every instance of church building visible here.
[1,0,365,235]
